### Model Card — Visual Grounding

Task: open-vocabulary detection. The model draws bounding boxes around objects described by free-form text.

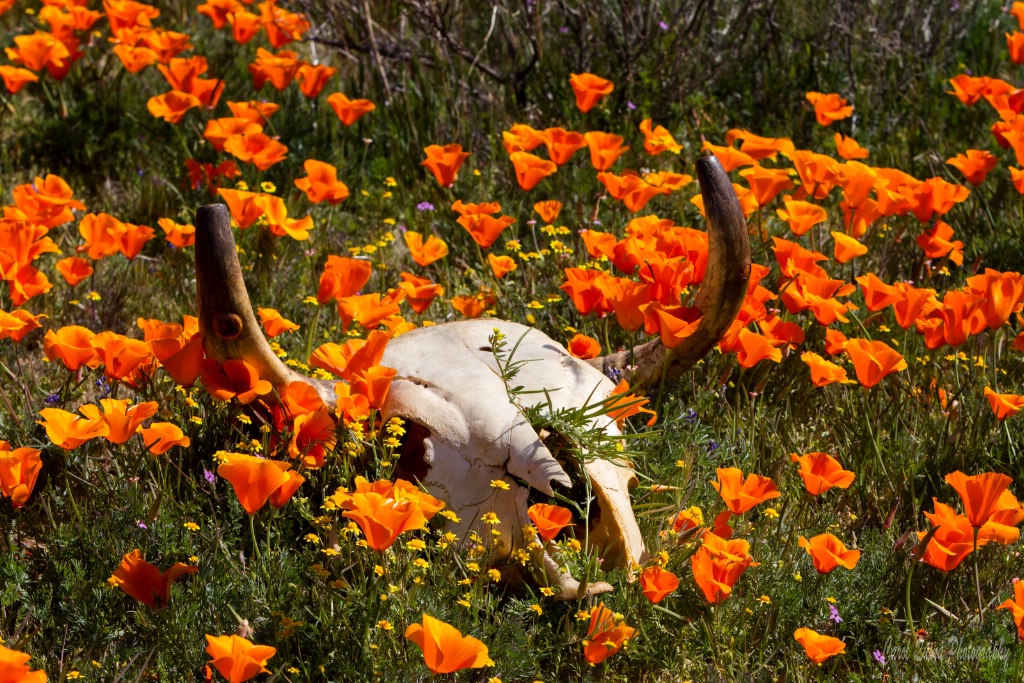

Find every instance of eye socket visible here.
[394,419,432,482]
[213,313,243,340]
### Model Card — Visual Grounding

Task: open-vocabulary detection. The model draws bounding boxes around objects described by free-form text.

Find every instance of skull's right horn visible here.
[587,153,751,390]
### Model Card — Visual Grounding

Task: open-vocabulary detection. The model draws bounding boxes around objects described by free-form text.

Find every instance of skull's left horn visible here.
[194,203,340,406]
[587,153,751,390]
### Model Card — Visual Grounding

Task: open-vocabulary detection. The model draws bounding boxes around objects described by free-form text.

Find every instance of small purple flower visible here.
[526,219,537,226]
[416,201,435,212]
[829,604,842,624]
[95,377,111,397]
[592,219,602,226]
[203,469,216,484]
[658,20,669,31]
[627,101,637,111]
[707,441,718,452]
[45,393,61,406]
[872,650,886,665]
[136,521,148,530]
[559,26,569,34]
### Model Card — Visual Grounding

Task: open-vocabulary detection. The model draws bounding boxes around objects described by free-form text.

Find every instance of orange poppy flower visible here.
[251,194,313,241]
[639,118,682,155]
[150,330,204,388]
[396,272,444,314]
[336,290,406,331]
[798,533,860,573]
[295,63,336,97]
[90,331,152,380]
[701,142,756,172]
[257,308,299,337]
[584,603,635,664]
[734,328,783,368]
[911,177,970,223]
[726,129,796,160]
[965,268,1024,330]
[287,407,336,468]
[691,532,757,604]
[5,30,70,73]
[981,489,1024,545]
[791,452,855,495]
[670,506,704,535]
[569,72,613,112]
[401,233,446,268]
[757,314,804,350]
[946,149,998,186]
[0,442,42,509]
[109,549,197,609]
[542,127,587,165]
[711,467,780,514]
[405,614,492,675]
[310,331,390,381]
[338,490,425,551]
[643,302,702,349]
[43,325,98,370]
[37,408,109,450]
[805,92,853,126]
[317,255,372,304]
[79,398,158,444]
[605,379,657,428]
[197,0,242,28]
[917,499,981,571]
[738,165,794,207]
[0,65,39,93]
[584,131,629,171]
[984,387,1024,420]
[223,131,288,170]
[54,256,93,286]
[776,199,827,236]
[501,123,545,153]
[533,200,562,224]
[643,171,692,192]
[892,282,937,329]
[843,338,906,388]
[832,231,868,263]
[527,503,573,542]
[597,172,670,212]
[203,117,262,151]
[854,273,900,312]
[200,359,273,404]
[486,253,517,279]
[294,159,349,205]
[932,290,986,348]
[157,218,195,248]
[1008,31,1024,64]
[640,566,680,604]
[566,333,601,360]
[326,92,375,125]
[509,151,557,191]
[458,213,516,248]
[146,90,200,123]
[247,47,299,89]
[0,644,46,682]
[771,237,828,279]
[421,144,470,187]
[218,452,304,515]
[794,628,845,663]
[139,422,190,455]
[0,309,44,343]
[916,220,964,265]
[833,133,868,160]
[226,99,279,124]
[205,634,276,683]
[997,578,1024,640]
[947,74,1002,105]
[944,470,1014,529]
[451,199,501,217]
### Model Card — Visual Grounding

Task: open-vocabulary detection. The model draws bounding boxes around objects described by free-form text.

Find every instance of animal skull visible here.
[192,154,750,598]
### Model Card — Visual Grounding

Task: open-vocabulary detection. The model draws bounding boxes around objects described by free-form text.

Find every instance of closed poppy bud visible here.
[798,533,861,573]
[404,614,492,674]
[794,628,846,663]
[566,333,601,360]
[569,72,613,113]
[204,634,276,683]
[421,144,469,187]
[527,503,573,542]
[0,442,43,508]
[640,566,679,604]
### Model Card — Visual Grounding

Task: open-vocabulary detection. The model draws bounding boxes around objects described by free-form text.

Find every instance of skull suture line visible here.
[193,154,751,599]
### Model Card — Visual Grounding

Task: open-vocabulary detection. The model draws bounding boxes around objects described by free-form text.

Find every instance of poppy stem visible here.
[904,555,916,653]
[249,514,261,563]
[972,526,984,622]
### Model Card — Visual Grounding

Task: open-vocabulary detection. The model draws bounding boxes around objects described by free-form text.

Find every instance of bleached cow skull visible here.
[192,155,750,598]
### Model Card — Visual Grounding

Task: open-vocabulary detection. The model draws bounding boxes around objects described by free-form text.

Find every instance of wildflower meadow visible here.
[1,1,1024,681]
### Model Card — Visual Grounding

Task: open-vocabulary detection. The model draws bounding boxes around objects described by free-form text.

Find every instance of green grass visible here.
[1,1,1024,681]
